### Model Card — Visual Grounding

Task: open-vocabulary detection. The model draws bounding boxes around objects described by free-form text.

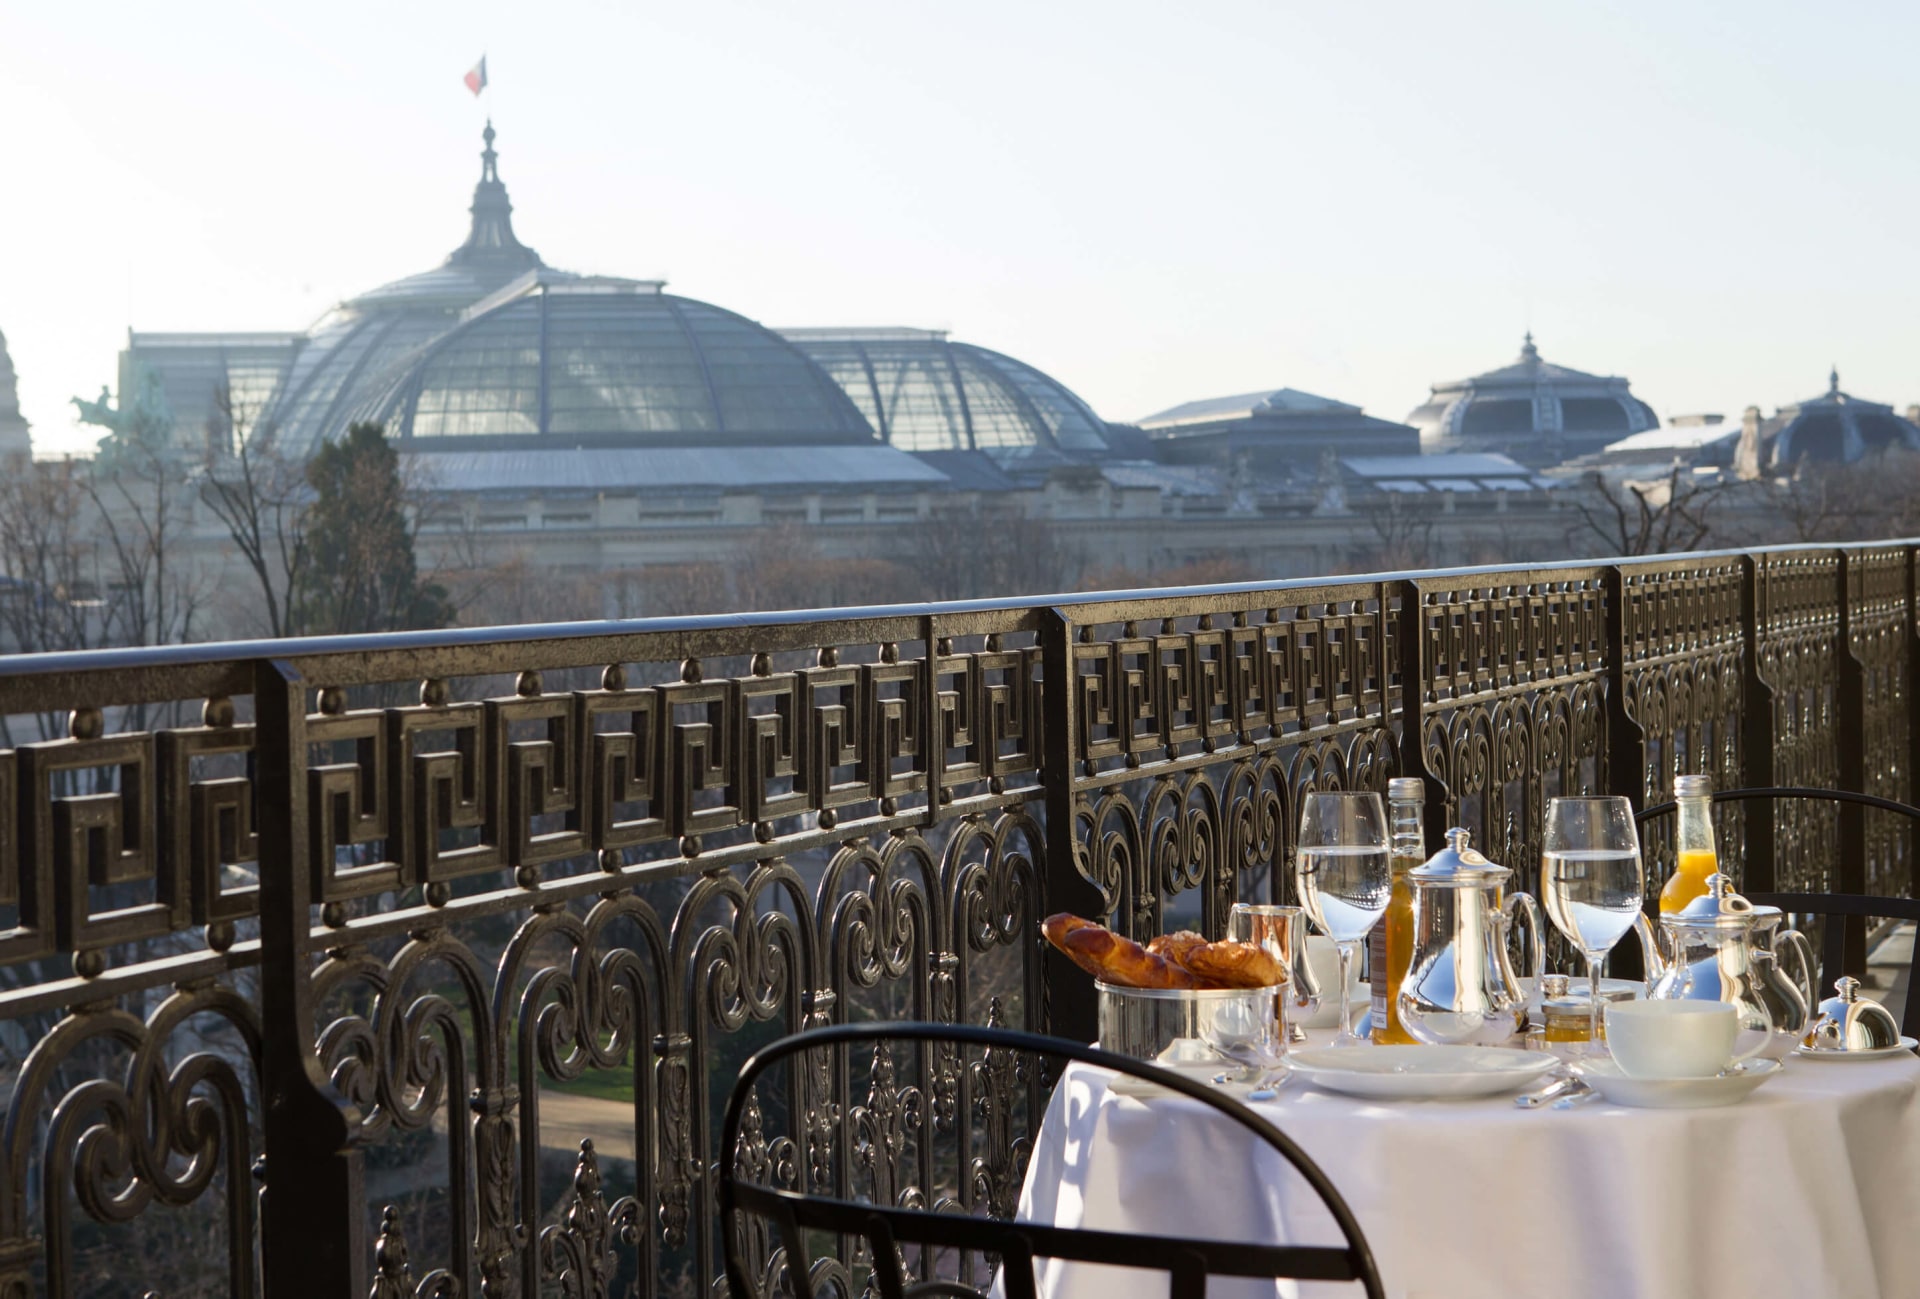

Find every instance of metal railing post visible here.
[1040,607,1099,1043]
[1909,545,1920,897]
[254,658,366,1296]
[1836,553,1870,971]
[1740,554,1778,894]
[1392,579,1444,853]
[1602,564,1646,806]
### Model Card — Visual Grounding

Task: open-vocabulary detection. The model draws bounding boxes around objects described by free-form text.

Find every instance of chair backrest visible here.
[718,1021,1386,1299]
[1633,785,1920,833]
[1743,891,1920,1036]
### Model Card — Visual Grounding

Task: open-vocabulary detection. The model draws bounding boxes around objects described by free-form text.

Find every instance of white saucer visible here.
[1793,1035,1919,1062]
[1575,1056,1781,1108]
[1288,1045,1558,1100]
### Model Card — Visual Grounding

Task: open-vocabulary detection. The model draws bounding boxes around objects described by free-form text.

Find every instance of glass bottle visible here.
[1658,773,1719,913]
[1371,777,1425,1044]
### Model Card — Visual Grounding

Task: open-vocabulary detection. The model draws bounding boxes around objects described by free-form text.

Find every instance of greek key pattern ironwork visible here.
[0,544,1913,1296]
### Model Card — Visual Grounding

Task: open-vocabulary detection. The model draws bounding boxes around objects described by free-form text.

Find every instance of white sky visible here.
[3,1,1918,456]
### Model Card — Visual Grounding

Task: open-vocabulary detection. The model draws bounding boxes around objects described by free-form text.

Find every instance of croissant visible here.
[1178,940,1288,989]
[1042,914,1197,989]
[1147,930,1207,967]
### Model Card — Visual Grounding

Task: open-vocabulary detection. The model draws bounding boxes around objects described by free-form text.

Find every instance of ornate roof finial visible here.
[446,119,542,275]
[1519,331,1539,364]
[1829,364,1840,397]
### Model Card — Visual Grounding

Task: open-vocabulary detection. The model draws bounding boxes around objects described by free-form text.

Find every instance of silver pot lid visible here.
[1666,873,1757,929]
[1807,976,1902,1053]
[1409,827,1511,885]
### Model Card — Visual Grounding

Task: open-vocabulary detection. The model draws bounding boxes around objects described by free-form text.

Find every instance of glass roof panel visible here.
[968,345,1109,451]
[406,311,542,439]
[546,297,715,435]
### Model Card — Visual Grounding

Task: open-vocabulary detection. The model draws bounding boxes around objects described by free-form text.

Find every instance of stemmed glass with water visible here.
[1292,791,1392,1047]
[1541,796,1646,1053]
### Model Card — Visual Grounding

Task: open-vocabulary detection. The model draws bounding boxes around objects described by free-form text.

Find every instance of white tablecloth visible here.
[1016,1043,1920,1299]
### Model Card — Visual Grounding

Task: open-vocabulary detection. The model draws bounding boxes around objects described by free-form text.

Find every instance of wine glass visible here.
[1292,792,1391,1047]
[1541,796,1647,1054]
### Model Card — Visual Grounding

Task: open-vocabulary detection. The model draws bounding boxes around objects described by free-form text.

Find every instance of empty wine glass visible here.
[1292,792,1391,1047]
[1542,796,1647,1054]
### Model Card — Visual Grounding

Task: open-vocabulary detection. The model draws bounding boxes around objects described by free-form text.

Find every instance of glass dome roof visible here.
[781,329,1108,456]
[342,275,877,449]
[254,124,1108,462]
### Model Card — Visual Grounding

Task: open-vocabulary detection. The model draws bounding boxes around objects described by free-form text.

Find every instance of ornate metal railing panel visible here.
[0,540,1913,1298]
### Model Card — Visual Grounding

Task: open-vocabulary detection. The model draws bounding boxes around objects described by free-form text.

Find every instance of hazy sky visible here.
[4,2,1918,456]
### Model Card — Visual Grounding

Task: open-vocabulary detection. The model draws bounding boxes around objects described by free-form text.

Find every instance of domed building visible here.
[1407,334,1658,467]
[119,123,1111,482]
[1733,368,1920,478]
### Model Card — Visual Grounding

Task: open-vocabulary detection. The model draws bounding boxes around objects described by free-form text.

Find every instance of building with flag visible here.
[106,124,1576,625]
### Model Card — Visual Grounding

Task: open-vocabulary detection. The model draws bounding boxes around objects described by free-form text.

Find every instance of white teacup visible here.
[1605,1000,1739,1079]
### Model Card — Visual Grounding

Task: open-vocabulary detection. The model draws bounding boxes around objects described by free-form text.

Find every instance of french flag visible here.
[464,56,487,98]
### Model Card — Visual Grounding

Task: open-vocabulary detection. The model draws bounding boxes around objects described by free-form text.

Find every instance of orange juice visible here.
[1660,847,1718,912]
[1371,779,1425,1044]
[1370,854,1420,1043]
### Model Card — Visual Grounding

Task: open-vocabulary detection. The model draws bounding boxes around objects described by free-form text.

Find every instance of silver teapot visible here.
[1398,828,1545,1046]
[1637,873,1815,1061]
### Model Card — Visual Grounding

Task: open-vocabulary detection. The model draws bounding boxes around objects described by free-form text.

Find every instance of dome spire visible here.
[445,119,542,275]
[1829,364,1840,398]
[1519,331,1539,364]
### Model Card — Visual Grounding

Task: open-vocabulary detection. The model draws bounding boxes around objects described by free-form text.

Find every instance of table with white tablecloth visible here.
[1016,1043,1920,1299]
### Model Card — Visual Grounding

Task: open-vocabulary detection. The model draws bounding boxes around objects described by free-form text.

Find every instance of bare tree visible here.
[197,383,310,637]
[1764,450,1920,544]
[906,510,1078,600]
[85,438,212,650]
[1356,491,1439,571]
[1570,464,1727,556]
[0,455,111,745]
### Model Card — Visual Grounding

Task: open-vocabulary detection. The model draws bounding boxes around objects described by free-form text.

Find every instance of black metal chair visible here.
[1635,786,1920,1034]
[1736,891,1920,1036]
[718,1020,1386,1299]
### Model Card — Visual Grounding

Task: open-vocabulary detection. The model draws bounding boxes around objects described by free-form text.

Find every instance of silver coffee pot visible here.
[1398,828,1545,1046]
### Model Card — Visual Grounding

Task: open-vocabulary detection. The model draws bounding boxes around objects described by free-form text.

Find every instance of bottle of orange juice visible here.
[1659,773,1719,913]
[1370,777,1425,1043]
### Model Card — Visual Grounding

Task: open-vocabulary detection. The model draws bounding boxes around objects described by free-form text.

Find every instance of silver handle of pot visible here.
[1776,926,1818,1017]
[1504,890,1547,983]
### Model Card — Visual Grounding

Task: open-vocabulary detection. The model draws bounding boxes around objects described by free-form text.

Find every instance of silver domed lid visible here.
[1668,873,1757,929]
[1806,976,1901,1053]
[1409,827,1511,885]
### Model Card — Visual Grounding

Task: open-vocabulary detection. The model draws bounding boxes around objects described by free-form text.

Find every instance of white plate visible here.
[1794,1035,1919,1062]
[1288,1045,1558,1099]
[1575,1057,1781,1108]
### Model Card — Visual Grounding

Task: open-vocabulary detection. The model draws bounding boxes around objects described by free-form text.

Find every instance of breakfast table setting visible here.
[1020,780,1920,1299]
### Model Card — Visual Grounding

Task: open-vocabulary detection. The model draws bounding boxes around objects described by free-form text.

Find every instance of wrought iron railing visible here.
[0,541,1913,1297]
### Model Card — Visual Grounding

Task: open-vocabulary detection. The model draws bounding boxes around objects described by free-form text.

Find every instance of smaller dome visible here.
[1408,334,1658,467]
[780,328,1108,459]
[347,274,877,449]
[1739,368,1920,475]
